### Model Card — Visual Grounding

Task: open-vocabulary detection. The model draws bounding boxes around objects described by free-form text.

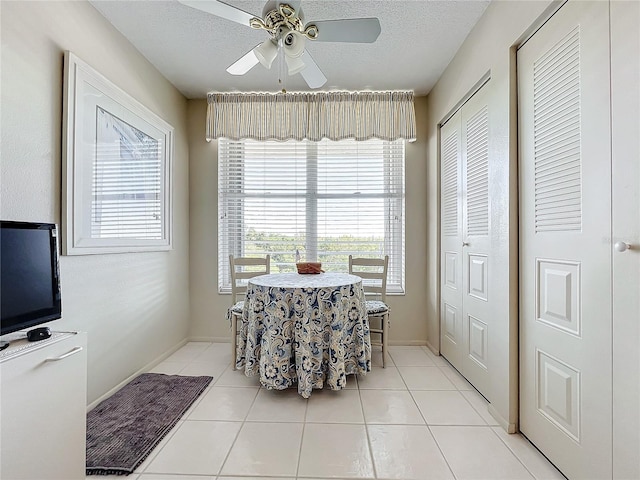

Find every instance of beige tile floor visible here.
[87,343,565,480]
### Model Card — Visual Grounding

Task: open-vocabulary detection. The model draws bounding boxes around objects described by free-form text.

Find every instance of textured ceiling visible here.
[90,0,490,99]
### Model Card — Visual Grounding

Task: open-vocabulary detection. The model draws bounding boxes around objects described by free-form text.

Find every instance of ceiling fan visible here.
[178,0,382,89]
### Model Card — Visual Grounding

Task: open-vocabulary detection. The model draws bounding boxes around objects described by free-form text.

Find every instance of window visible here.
[62,52,173,255]
[91,108,165,240]
[218,138,405,293]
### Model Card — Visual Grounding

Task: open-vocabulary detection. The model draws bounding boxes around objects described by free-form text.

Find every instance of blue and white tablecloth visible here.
[235,272,371,397]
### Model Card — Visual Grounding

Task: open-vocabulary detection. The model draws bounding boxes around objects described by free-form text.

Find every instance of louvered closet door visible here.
[440,111,464,370]
[459,87,491,398]
[440,83,492,398]
[518,1,612,478]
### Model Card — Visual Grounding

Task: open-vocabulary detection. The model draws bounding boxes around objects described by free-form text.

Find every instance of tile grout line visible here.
[490,427,539,479]
[134,384,209,475]
[426,422,460,480]
[458,389,499,426]
[212,361,262,478]
[136,343,224,476]
[294,387,310,478]
[380,351,461,480]
[144,343,556,480]
[405,381,459,480]
[357,372,379,479]
[406,347,532,480]
[489,426,561,480]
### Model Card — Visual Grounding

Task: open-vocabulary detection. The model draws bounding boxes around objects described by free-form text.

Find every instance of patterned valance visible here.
[206,91,416,142]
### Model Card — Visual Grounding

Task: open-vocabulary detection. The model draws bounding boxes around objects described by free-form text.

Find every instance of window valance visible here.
[206,91,416,142]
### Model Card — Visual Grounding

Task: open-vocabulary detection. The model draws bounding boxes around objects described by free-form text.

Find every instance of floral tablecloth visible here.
[235,272,371,398]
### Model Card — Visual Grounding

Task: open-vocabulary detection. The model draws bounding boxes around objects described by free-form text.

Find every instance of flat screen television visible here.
[1,221,62,337]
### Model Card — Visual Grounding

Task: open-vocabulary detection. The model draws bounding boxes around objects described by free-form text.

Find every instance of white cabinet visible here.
[0,331,87,480]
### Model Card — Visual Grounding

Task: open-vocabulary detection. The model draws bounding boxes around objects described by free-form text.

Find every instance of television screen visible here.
[1,221,61,336]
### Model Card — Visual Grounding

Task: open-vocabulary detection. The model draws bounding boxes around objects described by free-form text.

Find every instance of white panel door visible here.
[518,1,612,478]
[440,111,464,369]
[440,84,492,398]
[460,87,491,397]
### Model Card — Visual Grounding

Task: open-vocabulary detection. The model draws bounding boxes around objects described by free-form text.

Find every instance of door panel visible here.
[440,111,463,369]
[440,83,492,398]
[460,86,491,397]
[518,1,612,478]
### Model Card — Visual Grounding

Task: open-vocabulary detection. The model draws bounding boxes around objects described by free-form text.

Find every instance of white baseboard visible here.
[190,336,428,346]
[425,340,439,355]
[188,336,230,343]
[487,404,517,433]
[389,340,428,346]
[86,338,189,411]
[87,335,430,410]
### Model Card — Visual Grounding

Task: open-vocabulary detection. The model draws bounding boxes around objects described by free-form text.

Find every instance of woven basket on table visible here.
[296,262,324,274]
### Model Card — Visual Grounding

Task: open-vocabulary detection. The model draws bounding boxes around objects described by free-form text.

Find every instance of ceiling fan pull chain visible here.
[277,39,287,92]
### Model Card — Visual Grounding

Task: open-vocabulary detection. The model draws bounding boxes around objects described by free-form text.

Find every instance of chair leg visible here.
[231,314,237,371]
[382,312,389,368]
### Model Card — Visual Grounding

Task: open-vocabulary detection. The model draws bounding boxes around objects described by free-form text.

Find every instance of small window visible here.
[62,52,173,255]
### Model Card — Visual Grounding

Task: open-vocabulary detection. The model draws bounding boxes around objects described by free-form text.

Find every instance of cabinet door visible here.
[0,333,87,480]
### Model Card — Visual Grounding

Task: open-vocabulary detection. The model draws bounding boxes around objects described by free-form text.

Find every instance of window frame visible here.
[218,138,405,294]
[62,51,173,255]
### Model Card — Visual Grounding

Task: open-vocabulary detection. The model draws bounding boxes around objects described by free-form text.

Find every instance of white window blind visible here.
[92,107,163,239]
[62,52,173,255]
[218,138,405,293]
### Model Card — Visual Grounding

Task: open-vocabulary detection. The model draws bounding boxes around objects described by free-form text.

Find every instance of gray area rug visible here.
[86,373,212,476]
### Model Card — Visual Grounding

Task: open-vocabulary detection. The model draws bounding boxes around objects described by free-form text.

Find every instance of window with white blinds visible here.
[92,107,163,240]
[62,51,173,255]
[218,138,405,293]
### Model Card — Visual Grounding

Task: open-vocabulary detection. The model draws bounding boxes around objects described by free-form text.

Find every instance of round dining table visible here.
[235,272,371,398]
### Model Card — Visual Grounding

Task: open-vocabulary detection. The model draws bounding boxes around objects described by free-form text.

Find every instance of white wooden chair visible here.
[348,255,390,367]
[228,254,270,370]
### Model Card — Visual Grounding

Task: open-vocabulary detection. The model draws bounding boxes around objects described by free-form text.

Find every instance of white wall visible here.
[188,97,430,344]
[0,1,190,404]
[425,1,554,428]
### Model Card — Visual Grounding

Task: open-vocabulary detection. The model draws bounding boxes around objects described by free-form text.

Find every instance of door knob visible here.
[462,242,470,247]
[614,241,631,252]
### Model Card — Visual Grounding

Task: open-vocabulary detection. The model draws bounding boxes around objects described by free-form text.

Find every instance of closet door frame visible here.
[610,1,640,477]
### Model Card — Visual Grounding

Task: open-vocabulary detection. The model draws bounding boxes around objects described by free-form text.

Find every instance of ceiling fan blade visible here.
[299,51,327,88]
[226,46,260,75]
[311,18,381,43]
[178,0,256,28]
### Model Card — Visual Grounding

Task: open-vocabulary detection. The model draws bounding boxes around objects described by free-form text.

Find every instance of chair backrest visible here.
[348,255,389,303]
[229,255,270,304]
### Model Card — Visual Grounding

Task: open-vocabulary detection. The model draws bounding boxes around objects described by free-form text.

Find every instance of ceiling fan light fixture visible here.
[283,30,306,58]
[285,55,306,75]
[182,0,382,89]
[254,39,278,69]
